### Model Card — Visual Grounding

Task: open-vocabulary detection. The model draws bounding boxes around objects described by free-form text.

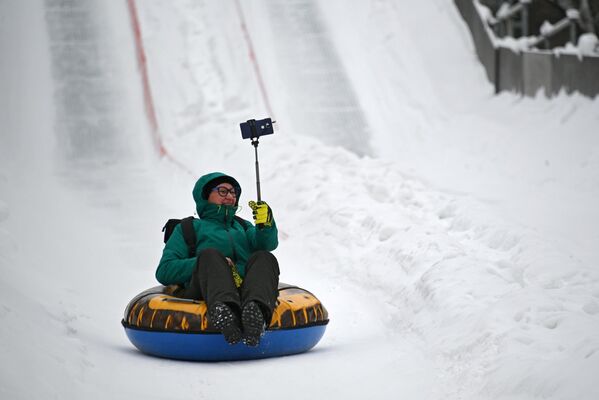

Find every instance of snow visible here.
[1,0,599,399]
[478,1,599,55]
[578,33,599,56]
[541,20,556,36]
[566,9,581,21]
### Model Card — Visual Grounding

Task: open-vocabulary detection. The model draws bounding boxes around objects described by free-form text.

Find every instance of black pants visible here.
[181,248,280,322]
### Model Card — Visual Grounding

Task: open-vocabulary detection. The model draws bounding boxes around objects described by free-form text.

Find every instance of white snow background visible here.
[1,0,599,399]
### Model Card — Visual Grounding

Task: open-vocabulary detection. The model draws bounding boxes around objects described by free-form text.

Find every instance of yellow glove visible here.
[248,201,273,227]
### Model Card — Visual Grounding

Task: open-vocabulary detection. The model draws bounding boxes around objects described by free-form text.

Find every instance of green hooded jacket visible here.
[155,172,278,286]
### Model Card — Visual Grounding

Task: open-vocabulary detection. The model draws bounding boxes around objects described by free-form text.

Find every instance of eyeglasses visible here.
[212,186,237,197]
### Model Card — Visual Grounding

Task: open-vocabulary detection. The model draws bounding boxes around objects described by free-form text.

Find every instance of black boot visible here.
[241,301,265,347]
[209,302,242,345]
[239,251,280,327]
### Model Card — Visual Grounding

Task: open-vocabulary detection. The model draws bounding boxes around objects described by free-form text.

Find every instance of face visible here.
[207,182,237,206]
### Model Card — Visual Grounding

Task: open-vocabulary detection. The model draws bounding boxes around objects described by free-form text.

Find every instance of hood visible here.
[192,172,242,217]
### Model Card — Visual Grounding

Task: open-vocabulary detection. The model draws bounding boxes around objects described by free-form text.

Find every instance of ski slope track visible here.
[1,1,598,399]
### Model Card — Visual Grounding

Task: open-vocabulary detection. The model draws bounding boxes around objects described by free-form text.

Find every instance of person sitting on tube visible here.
[156,172,279,346]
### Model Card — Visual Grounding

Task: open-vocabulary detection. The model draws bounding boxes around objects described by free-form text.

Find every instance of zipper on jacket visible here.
[223,214,239,263]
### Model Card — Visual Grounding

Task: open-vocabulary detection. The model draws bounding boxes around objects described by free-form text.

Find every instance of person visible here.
[156,172,280,346]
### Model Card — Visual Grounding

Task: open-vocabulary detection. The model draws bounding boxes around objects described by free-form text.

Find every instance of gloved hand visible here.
[248,201,273,227]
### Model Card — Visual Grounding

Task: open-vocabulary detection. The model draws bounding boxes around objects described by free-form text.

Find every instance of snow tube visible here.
[122,283,329,361]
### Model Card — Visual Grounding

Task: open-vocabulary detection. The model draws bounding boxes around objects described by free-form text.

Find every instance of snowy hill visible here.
[1,1,598,399]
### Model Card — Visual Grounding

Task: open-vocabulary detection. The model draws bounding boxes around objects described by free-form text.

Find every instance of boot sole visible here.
[209,303,242,345]
[241,302,265,347]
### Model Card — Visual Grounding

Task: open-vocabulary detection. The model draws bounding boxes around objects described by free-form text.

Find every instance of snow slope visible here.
[1,0,598,399]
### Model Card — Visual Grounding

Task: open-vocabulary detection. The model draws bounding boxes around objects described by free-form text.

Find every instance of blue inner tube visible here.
[123,322,327,361]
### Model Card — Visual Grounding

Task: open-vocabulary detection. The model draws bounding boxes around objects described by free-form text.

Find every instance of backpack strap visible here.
[180,216,197,258]
[163,216,244,259]
[234,215,251,231]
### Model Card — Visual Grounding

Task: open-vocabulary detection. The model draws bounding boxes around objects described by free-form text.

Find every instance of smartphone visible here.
[240,118,275,139]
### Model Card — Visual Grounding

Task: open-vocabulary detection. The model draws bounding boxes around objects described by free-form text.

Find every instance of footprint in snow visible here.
[0,200,8,223]
[582,301,599,315]
[437,202,457,220]
[364,182,391,203]
[378,226,396,241]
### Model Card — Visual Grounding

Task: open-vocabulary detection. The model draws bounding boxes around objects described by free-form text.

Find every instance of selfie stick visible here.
[252,138,261,202]
[248,120,262,202]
